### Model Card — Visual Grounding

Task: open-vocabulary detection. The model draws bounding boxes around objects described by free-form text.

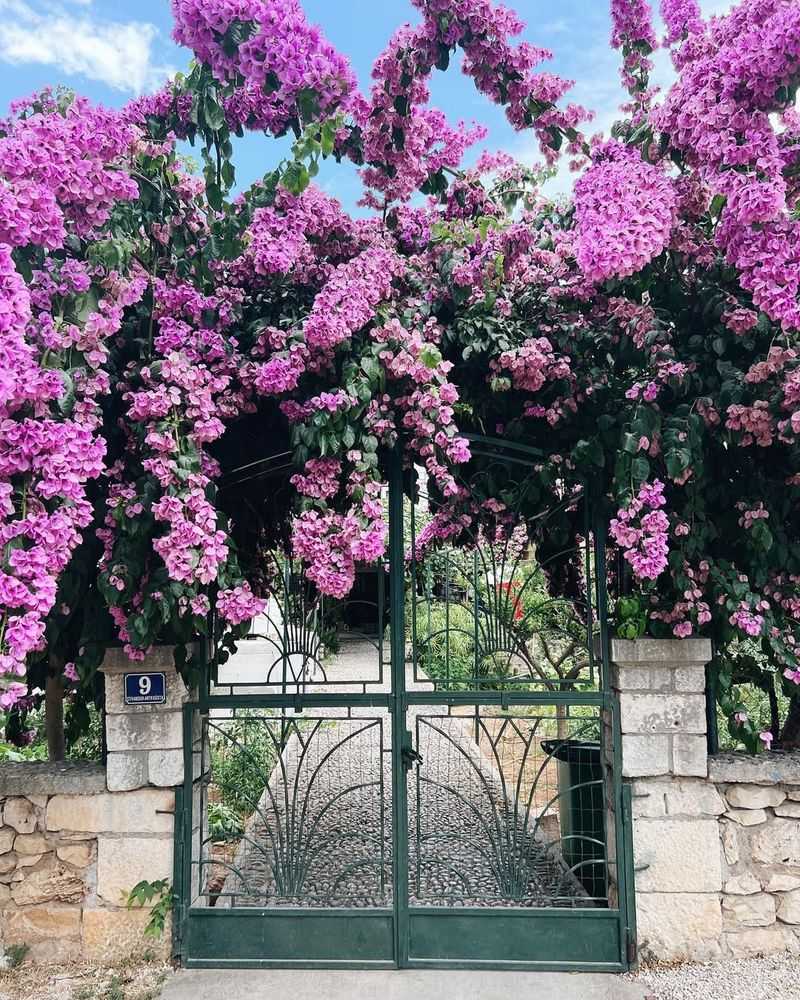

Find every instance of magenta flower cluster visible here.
[610,480,670,581]
[0,94,142,707]
[574,141,676,283]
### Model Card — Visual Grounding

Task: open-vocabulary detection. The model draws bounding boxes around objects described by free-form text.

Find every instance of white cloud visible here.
[699,0,736,15]
[0,0,175,94]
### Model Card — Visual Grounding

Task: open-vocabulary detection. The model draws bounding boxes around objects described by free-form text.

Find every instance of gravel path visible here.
[627,956,800,1000]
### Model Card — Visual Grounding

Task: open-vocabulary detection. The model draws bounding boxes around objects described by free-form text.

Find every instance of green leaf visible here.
[282,161,310,195]
[320,120,337,156]
[435,43,451,71]
[203,93,225,132]
[419,345,442,369]
[221,159,236,190]
[631,456,651,483]
[206,181,224,211]
[297,88,321,124]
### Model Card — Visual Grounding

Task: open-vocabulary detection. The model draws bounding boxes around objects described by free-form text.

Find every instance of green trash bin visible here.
[541,740,606,901]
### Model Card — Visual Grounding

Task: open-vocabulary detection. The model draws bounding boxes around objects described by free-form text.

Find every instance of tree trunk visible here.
[556,703,569,740]
[45,657,65,762]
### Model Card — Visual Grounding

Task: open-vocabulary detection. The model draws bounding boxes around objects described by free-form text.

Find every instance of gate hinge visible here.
[625,927,638,967]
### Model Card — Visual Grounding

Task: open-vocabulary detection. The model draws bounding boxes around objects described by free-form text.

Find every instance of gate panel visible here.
[181,704,395,966]
[403,700,626,969]
[400,440,633,969]
[410,706,609,908]
[176,440,634,969]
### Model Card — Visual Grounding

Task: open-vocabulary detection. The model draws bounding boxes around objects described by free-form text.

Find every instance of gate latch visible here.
[401,729,423,771]
[401,730,423,771]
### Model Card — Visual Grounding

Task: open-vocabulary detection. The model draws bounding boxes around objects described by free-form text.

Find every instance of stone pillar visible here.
[611,638,725,962]
[101,646,195,793]
[612,638,711,780]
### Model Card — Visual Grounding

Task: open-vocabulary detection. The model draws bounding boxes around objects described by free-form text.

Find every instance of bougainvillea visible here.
[1,0,799,756]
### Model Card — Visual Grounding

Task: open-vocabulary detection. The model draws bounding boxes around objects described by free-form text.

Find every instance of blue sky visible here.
[0,0,734,211]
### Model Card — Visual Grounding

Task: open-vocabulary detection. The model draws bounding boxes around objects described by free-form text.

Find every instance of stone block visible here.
[17,854,44,868]
[612,638,713,666]
[46,789,174,835]
[725,784,787,810]
[0,828,14,854]
[10,864,86,906]
[614,666,653,691]
[14,833,47,855]
[778,889,800,925]
[725,925,800,958]
[724,872,761,895]
[106,711,183,753]
[620,694,706,735]
[630,785,666,818]
[96,836,172,905]
[16,852,45,869]
[82,907,171,963]
[634,817,722,892]
[149,748,184,787]
[674,666,707,692]
[788,788,800,801]
[753,819,800,867]
[721,821,740,865]
[101,643,197,679]
[0,853,16,875]
[0,884,9,906]
[56,841,94,868]
[775,801,800,819]
[106,751,149,792]
[636,892,722,963]
[2,905,81,963]
[3,798,36,833]
[672,734,708,777]
[621,734,670,777]
[723,892,776,928]
[763,871,800,893]
[664,780,725,816]
[725,807,768,826]
[103,662,191,715]
[710,751,800,785]
[0,761,106,797]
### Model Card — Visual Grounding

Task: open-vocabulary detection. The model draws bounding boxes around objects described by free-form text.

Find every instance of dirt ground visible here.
[0,959,173,1000]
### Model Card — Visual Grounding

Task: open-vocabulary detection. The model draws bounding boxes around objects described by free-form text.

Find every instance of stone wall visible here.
[0,648,191,967]
[613,639,800,963]
[0,762,173,965]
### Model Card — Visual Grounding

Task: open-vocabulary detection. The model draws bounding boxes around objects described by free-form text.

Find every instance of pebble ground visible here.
[627,955,800,1000]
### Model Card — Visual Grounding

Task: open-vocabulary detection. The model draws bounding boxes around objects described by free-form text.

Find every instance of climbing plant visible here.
[0,0,799,753]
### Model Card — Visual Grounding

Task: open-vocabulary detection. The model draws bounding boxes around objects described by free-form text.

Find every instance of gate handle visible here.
[401,747,424,771]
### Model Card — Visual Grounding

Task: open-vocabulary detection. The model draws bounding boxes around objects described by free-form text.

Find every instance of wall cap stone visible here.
[100,643,198,676]
[0,761,106,797]
[709,750,800,786]
[612,638,713,667]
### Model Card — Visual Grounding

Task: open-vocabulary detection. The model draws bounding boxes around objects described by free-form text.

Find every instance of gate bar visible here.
[389,446,409,967]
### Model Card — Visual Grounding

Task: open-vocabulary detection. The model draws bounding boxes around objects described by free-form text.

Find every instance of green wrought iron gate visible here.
[174,441,636,970]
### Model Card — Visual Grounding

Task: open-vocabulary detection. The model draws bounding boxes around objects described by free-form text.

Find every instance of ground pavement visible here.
[159,969,647,1000]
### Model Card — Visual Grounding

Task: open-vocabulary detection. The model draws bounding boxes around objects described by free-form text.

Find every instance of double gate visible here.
[173,443,636,969]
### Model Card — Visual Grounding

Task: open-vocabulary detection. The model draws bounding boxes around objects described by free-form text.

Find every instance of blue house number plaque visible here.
[124,672,167,706]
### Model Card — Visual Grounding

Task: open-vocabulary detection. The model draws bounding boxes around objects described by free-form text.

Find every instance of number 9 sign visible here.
[124,672,166,705]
